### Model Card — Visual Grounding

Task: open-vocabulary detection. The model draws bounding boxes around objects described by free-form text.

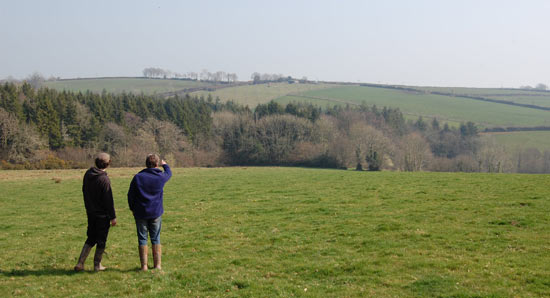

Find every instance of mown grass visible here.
[482,131,550,152]
[276,86,550,128]
[192,83,337,107]
[44,78,213,95]
[1,167,550,297]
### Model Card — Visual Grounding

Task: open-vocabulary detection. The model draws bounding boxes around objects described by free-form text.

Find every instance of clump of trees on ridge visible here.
[142,67,238,83]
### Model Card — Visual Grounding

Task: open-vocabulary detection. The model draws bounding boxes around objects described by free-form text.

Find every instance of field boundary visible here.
[483,126,550,133]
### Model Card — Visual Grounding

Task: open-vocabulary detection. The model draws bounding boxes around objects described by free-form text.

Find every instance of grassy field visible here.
[483,95,550,109]
[1,167,550,297]
[44,78,213,95]
[482,131,550,152]
[409,86,550,96]
[276,86,550,128]
[191,82,338,107]
[410,86,550,108]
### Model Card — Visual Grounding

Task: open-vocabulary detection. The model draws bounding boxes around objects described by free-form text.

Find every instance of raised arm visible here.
[161,160,172,181]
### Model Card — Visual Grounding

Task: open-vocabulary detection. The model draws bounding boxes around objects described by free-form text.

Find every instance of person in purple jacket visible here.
[128,154,172,271]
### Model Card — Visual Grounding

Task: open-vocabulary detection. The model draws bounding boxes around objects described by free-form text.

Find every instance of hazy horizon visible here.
[1,0,549,88]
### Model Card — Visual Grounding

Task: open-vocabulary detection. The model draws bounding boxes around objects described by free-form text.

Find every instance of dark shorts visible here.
[85,216,111,249]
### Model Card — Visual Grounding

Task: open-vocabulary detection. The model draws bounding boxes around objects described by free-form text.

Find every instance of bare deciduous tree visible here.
[143,118,184,157]
[398,133,431,171]
[0,108,45,162]
[25,72,45,89]
[348,123,391,171]
[475,138,512,173]
[517,147,544,173]
[535,83,548,90]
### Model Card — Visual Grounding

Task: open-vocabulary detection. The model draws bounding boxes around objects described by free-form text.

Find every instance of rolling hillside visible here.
[190,82,338,107]
[409,86,550,108]
[44,77,214,95]
[275,85,550,128]
[40,77,550,151]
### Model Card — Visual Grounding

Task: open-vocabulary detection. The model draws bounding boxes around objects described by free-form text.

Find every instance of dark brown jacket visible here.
[82,167,116,219]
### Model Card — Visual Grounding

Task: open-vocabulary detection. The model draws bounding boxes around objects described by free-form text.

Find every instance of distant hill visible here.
[190,82,338,107]
[275,85,550,129]
[43,77,215,95]
[42,77,550,151]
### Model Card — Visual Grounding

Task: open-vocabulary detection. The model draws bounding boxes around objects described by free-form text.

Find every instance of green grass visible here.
[483,95,550,108]
[482,131,550,152]
[191,82,337,107]
[275,86,550,128]
[44,78,213,95]
[1,167,550,297]
[410,86,550,96]
[409,86,550,108]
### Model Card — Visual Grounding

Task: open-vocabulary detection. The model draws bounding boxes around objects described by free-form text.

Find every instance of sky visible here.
[1,0,549,87]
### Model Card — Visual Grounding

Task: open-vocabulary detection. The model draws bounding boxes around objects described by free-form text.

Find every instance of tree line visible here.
[142,67,238,83]
[142,68,305,84]
[1,81,549,173]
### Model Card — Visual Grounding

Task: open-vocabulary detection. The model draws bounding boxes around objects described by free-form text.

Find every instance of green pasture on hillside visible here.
[482,131,550,152]
[44,78,213,95]
[483,95,550,109]
[192,82,337,107]
[1,167,550,297]
[410,86,550,108]
[410,86,550,96]
[276,86,550,128]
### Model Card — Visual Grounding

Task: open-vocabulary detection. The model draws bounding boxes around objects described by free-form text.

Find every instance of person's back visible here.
[83,167,115,219]
[128,166,171,219]
[74,153,117,272]
[128,154,172,271]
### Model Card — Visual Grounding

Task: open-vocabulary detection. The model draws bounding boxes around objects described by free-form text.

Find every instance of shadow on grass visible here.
[1,267,139,277]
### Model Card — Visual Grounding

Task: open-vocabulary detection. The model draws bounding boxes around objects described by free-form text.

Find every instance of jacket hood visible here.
[139,167,162,174]
[88,167,107,177]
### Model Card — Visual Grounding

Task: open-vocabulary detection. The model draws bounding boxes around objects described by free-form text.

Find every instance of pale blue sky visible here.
[1,0,549,87]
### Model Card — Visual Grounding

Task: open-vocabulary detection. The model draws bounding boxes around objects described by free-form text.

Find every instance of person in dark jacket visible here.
[74,153,117,272]
[128,154,172,271]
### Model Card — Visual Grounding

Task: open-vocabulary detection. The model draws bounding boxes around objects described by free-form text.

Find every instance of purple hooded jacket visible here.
[128,164,172,219]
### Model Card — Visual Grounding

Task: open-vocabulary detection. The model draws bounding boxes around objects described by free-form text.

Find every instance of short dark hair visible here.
[146,154,160,168]
[95,153,111,169]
